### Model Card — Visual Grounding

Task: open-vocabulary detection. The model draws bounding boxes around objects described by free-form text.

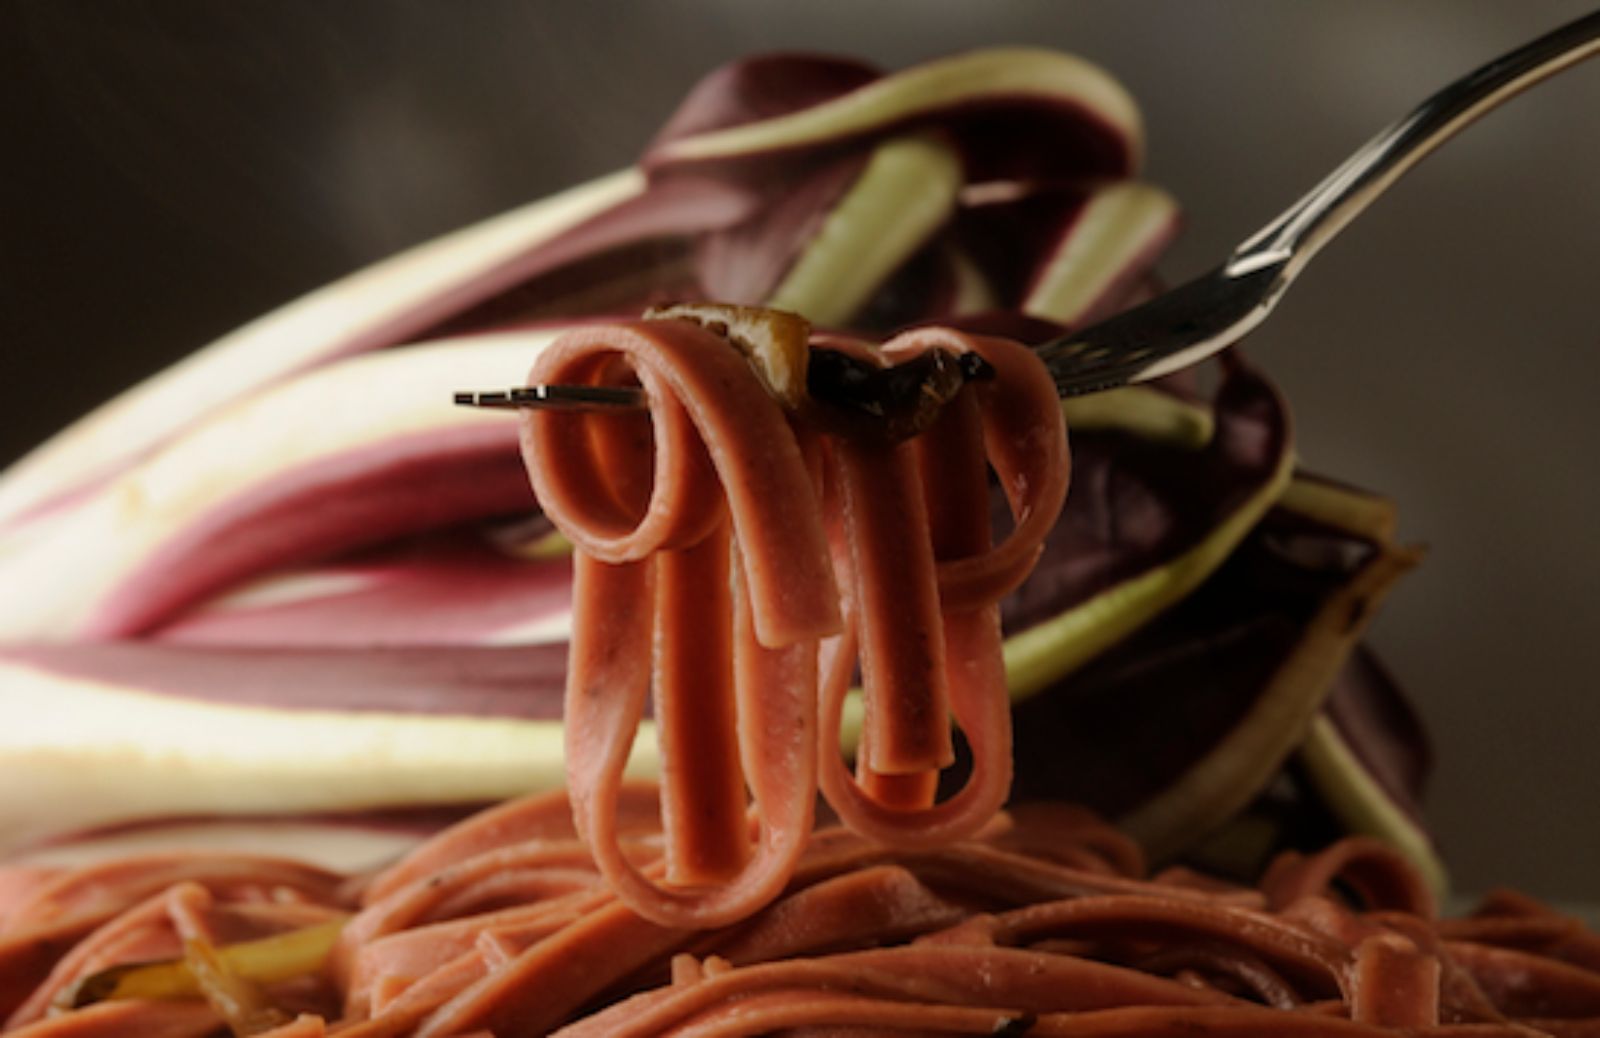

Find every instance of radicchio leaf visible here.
[1005,469,1430,881]
[694,152,871,307]
[738,133,965,326]
[0,173,644,533]
[646,48,1143,184]
[957,180,1181,325]
[1298,649,1445,893]
[0,642,650,854]
[1316,647,1433,824]
[1001,360,1295,695]
[151,534,572,649]
[0,335,564,640]
[650,53,882,150]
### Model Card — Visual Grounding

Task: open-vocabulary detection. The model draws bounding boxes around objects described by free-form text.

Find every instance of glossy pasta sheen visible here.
[519,319,1068,927]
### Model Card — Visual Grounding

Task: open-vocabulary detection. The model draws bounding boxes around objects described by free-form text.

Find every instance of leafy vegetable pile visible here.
[0,49,1437,890]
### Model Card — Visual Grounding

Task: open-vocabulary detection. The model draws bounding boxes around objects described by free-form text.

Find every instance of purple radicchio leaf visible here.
[1001,361,1293,641]
[148,530,573,650]
[1319,646,1434,825]
[650,53,883,153]
[955,180,1181,327]
[1004,469,1422,863]
[645,49,1143,185]
[1,642,568,720]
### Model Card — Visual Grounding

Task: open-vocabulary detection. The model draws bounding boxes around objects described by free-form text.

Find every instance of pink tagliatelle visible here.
[4,787,1598,1037]
[518,316,1068,927]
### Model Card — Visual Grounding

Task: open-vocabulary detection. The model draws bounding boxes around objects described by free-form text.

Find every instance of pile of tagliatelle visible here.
[2,47,1596,1038]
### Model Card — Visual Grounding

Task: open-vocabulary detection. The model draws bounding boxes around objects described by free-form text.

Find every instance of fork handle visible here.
[1227,8,1600,279]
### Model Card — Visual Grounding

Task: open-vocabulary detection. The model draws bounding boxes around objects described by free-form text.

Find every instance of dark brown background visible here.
[2,1,1597,900]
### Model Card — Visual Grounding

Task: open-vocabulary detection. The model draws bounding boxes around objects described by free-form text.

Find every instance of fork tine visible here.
[1036,263,1283,397]
[454,385,647,411]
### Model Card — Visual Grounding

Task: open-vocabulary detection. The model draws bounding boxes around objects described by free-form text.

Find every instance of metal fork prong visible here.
[454,385,647,411]
[1037,7,1600,396]
[1040,264,1285,396]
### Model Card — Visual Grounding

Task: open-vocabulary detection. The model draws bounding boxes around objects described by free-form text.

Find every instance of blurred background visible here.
[1,0,1596,899]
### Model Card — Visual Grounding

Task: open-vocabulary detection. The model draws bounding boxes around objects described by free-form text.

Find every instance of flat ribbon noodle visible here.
[520,319,838,928]
[818,328,1069,847]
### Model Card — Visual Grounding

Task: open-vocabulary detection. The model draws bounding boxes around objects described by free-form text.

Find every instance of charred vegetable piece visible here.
[644,303,813,409]
[806,345,994,443]
[645,302,994,441]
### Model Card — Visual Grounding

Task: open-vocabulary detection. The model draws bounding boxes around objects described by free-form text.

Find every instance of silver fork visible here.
[458,8,1600,412]
[1037,5,1600,397]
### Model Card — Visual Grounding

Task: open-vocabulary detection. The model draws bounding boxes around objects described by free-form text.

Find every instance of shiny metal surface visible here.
[454,385,645,412]
[1040,7,1600,396]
